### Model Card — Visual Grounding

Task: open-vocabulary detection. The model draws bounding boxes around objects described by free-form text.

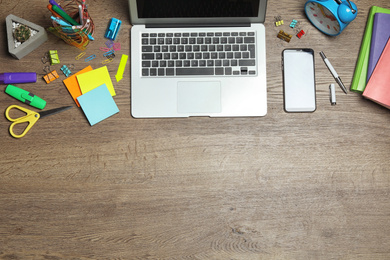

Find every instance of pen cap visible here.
[5,85,46,109]
[0,72,37,84]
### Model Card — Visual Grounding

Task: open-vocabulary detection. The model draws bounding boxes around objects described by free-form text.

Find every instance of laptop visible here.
[129,0,268,118]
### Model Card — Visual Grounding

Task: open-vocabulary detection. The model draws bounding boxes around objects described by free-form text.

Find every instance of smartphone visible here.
[282,49,316,112]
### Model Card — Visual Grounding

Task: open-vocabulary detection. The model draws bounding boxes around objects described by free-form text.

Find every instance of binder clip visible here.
[296,30,305,39]
[105,18,122,41]
[49,50,60,65]
[103,50,115,59]
[41,52,50,64]
[277,30,292,43]
[275,16,284,27]
[290,19,298,28]
[60,64,74,77]
[42,66,59,84]
[85,54,96,62]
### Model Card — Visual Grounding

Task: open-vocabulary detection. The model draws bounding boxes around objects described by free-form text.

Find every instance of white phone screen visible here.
[282,49,316,112]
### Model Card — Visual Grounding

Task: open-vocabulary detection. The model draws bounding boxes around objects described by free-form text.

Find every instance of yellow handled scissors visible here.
[5,105,72,138]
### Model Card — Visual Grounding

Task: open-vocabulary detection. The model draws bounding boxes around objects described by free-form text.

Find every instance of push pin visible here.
[277,30,292,43]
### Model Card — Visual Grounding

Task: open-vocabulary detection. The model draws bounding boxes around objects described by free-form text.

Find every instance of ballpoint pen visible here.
[319,51,348,94]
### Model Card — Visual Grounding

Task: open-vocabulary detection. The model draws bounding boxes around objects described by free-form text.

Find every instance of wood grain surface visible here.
[1,0,390,259]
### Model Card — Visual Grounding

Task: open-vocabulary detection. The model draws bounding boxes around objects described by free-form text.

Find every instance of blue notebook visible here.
[77,84,119,126]
[367,13,390,82]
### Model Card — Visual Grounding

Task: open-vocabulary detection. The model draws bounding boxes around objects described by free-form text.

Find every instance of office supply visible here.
[76,66,116,96]
[5,105,72,138]
[51,16,71,27]
[363,37,390,109]
[113,42,121,51]
[105,18,122,40]
[63,65,93,107]
[319,51,347,94]
[296,30,305,39]
[75,52,86,60]
[350,6,390,93]
[43,70,59,84]
[130,0,267,118]
[6,15,48,60]
[105,40,114,48]
[102,58,113,65]
[60,65,72,77]
[49,0,65,12]
[78,5,84,26]
[5,85,46,109]
[84,54,96,62]
[116,54,128,82]
[329,84,336,105]
[103,50,115,57]
[51,4,79,26]
[100,47,111,52]
[367,13,390,81]
[77,84,119,126]
[275,16,284,26]
[290,20,298,28]
[49,50,60,65]
[305,0,357,36]
[0,72,37,84]
[277,30,292,42]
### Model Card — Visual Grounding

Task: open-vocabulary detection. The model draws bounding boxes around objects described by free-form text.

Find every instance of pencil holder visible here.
[47,0,95,50]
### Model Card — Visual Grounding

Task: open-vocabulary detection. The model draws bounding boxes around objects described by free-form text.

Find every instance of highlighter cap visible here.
[5,84,46,109]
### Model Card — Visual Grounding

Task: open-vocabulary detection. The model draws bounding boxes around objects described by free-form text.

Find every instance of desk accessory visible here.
[0,72,37,84]
[319,51,347,94]
[367,13,390,82]
[351,6,390,93]
[105,18,122,40]
[329,84,336,105]
[363,38,390,109]
[76,66,116,96]
[5,105,72,138]
[6,15,48,59]
[5,85,46,110]
[47,0,95,50]
[305,0,357,36]
[63,65,93,107]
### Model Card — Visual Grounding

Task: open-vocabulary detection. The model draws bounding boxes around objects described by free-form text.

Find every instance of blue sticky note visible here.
[77,84,119,126]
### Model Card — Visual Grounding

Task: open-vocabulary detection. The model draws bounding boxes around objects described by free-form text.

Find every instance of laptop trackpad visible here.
[177,81,221,114]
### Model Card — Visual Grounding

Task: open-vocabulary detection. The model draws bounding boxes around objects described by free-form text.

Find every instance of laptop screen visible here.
[129,0,267,25]
[137,0,260,19]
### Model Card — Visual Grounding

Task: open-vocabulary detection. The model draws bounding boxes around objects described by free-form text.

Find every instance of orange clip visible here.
[43,70,59,84]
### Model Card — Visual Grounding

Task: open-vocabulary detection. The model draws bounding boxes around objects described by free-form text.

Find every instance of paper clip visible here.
[103,50,115,57]
[102,58,113,64]
[105,40,114,48]
[100,47,111,52]
[113,42,121,51]
[75,52,86,60]
[85,54,96,62]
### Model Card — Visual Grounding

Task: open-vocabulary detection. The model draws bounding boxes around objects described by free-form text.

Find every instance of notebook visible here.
[129,0,268,118]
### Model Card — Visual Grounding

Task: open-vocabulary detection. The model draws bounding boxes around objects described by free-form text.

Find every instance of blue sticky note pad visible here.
[77,84,119,126]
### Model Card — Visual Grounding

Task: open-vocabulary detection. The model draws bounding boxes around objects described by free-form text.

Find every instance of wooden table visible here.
[1,0,389,259]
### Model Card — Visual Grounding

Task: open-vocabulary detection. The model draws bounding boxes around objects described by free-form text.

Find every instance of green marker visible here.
[5,85,46,109]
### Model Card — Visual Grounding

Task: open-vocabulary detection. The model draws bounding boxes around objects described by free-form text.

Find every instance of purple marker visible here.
[0,72,37,84]
[49,0,65,12]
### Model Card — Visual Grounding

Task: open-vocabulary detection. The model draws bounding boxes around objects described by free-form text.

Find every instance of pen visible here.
[319,51,348,94]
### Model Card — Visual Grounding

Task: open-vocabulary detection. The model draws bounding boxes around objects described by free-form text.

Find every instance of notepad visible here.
[63,65,93,107]
[76,66,116,96]
[77,84,119,126]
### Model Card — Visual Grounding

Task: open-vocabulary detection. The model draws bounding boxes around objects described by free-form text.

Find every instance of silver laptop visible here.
[129,0,268,118]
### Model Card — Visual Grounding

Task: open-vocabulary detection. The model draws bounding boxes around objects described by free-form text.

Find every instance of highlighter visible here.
[5,85,46,109]
[0,72,37,84]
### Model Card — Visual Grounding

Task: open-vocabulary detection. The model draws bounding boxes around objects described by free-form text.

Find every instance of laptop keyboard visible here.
[140,31,257,77]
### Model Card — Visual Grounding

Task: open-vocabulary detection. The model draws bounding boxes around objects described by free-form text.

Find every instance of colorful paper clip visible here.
[105,40,114,48]
[49,50,60,65]
[60,65,72,77]
[102,58,113,64]
[277,30,292,43]
[296,30,305,39]
[105,18,122,41]
[290,19,298,28]
[43,69,59,84]
[113,42,121,51]
[75,52,86,60]
[103,50,115,57]
[100,47,111,52]
[85,54,96,62]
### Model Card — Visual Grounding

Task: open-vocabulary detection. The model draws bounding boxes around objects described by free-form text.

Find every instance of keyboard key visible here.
[244,37,255,43]
[176,68,214,75]
[225,67,232,75]
[248,44,255,58]
[142,46,153,52]
[150,68,157,76]
[142,33,149,37]
[142,38,148,44]
[167,68,175,75]
[215,68,224,75]
[142,61,151,67]
[142,53,154,60]
[158,68,165,76]
[142,69,149,76]
[239,60,256,66]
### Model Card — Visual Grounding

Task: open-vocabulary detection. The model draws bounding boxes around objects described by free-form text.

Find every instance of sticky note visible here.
[77,84,119,126]
[76,66,116,96]
[63,66,93,107]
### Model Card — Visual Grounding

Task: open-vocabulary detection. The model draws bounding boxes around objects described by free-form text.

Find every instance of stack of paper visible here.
[63,66,119,125]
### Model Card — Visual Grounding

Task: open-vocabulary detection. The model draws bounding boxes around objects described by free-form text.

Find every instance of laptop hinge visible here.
[145,23,251,28]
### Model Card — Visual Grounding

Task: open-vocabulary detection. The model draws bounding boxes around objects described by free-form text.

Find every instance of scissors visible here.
[5,105,72,138]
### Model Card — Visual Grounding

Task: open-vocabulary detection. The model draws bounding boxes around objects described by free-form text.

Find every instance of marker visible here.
[5,85,46,109]
[329,84,336,106]
[320,51,348,94]
[0,72,37,84]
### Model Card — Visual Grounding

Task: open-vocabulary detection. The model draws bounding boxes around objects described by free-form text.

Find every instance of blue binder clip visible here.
[60,65,72,77]
[104,18,122,41]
